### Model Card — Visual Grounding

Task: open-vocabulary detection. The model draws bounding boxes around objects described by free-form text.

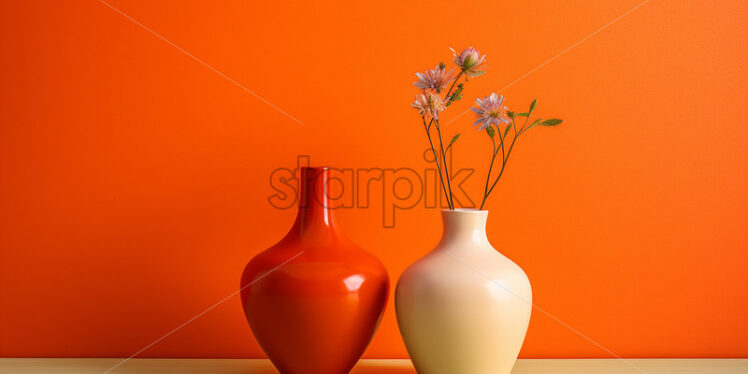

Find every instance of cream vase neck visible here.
[438,209,490,247]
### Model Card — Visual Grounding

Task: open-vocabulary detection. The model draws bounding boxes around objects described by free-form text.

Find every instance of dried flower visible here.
[414,64,455,93]
[450,47,486,77]
[412,91,446,120]
[471,93,510,130]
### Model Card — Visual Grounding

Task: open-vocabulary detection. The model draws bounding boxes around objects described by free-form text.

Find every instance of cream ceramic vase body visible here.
[396,209,532,374]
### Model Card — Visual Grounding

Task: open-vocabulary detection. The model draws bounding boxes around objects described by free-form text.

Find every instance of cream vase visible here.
[395,209,532,374]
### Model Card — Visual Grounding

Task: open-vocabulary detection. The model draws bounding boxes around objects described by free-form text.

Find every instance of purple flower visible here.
[414,64,455,93]
[450,47,486,77]
[471,93,510,131]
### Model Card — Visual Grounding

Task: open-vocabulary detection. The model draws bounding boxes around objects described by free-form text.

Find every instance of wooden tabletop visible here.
[1,358,746,373]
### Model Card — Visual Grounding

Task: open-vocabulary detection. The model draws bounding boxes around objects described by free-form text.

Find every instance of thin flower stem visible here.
[519,115,531,134]
[444,70,464,104]
[483,135,497,199]
[422,70,467,209]
[480,123,507,209]
[439,71,469,209]
[481,131,520,209]
[496,123,506,165]
[422,117,452,209]
[509,119,518,199]
[434,119,455,209]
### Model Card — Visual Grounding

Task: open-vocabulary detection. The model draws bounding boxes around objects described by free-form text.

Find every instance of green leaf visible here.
[515,112,529,117]
[503,123,512,138]
[507,111,515,119]
[529,99,537,115]
[485,126,495,138]
[445,133,460,152]
[540,119,563,127]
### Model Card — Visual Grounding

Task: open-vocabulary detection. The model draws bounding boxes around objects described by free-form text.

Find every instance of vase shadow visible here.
[351,360,416,374]
[351,368,416,374]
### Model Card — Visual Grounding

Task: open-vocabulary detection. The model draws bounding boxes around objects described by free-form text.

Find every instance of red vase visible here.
[240,167,389,374]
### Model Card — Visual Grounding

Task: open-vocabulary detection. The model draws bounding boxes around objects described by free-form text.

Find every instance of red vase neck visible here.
[290,167,337,240]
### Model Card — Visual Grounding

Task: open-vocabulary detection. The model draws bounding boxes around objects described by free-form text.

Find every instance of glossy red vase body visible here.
[240,167,389,374]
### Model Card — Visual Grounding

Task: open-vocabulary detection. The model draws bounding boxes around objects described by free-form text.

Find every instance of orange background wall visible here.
[1,0,747,359]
